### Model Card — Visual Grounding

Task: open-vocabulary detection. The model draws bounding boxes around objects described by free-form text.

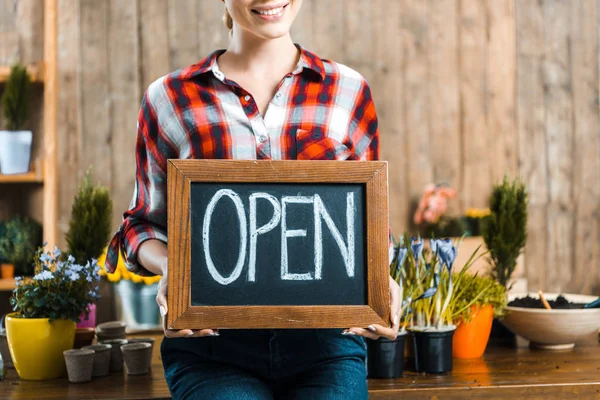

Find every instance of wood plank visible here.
[0,169,43,183]
[108,0,141,233]
[0,278,16,291]
[43,0,59,249]
[56,0,81,246]
[16,0,44,64]
[570,0,600,294]
[344,0,372,70]
[516,0,547,292]
[372,0,406,233]
[428,0,461,216]
[290,0,314,51]
[487,0,518,183]
[198,0,229,58]
[402,0,433,216]
[459,0,490,210]
[0,31,19,65]
[167,0,200,69]
[542,0,573,293]
[311,0,344,61]
[139,0,170,89]
[3,341,600,399]
[79,0,112,190]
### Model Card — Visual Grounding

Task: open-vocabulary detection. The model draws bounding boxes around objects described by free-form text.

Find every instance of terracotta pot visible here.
[1,264,14,279]
[74,328,96,349]
[453,304,494,358]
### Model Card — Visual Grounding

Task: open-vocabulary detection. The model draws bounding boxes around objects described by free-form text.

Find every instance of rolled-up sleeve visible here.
[105,88,176,275]
[347,79,379,162]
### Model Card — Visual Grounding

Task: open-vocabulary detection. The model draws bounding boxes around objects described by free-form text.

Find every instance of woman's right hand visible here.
[156,270,220,338]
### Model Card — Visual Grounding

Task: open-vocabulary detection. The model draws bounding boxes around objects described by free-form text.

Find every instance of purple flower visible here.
[67,255,75,263]
[69,272,80,281]
[39,253,52,264]
[410,237,424,262]
[52,246,61,258]
[437,238,457,271]
[415,287,437,301]
[34,270,54,281]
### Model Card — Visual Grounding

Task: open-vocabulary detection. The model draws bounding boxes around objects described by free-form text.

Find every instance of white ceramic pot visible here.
[0,130,33,174]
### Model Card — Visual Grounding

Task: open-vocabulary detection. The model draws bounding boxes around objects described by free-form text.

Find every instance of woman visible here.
[106,0,401,398]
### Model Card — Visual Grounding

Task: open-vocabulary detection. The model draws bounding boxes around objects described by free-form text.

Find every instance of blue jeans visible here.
[161,329,368,400]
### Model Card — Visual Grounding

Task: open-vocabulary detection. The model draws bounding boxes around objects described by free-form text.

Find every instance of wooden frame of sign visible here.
[166,160,390,329]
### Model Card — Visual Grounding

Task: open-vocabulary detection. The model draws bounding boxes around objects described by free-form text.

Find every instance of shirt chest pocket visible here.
[295,129,352,160]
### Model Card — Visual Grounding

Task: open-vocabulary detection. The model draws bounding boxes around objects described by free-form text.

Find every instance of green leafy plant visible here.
[451,274,507,323]
[10,245,101,322]
[1,64,32,130]
[66,169,113,264]
[0,216,43,275]
[482,175,528,288]
[392,235,482,331]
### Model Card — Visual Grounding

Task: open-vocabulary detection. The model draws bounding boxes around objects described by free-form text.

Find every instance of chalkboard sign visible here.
[167,160,389,329]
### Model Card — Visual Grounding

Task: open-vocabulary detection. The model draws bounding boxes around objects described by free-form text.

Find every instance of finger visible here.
[186,329,220,338]
[389,277,402,328]
[364,324,398,341]
[344,327,380,340]
[164,329,196,338]
[156,289,168,317]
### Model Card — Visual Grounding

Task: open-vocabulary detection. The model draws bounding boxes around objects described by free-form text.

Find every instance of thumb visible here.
[156,279,168,317]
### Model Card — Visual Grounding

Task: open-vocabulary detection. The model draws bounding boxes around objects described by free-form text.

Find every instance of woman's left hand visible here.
[343,276,401,340]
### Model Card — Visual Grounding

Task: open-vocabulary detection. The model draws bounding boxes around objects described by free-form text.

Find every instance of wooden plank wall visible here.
[0,0,599,295]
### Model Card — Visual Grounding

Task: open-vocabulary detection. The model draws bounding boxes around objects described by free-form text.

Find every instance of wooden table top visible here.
[1,336,599,399]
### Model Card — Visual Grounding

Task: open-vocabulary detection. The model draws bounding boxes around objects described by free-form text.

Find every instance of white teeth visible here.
[256,6,284,16]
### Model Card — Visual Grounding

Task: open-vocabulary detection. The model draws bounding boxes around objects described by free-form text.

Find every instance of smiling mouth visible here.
[251,3,289,16]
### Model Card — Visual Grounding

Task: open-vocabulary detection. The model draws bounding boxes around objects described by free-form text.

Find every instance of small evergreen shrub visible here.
[482,176,528,288]
[66,169,113,264]
[1,64,32,130]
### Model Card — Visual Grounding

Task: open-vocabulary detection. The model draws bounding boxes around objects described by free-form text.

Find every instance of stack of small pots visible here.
[63,321,154,383]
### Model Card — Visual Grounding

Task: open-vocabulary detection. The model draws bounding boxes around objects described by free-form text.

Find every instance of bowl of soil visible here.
[500,293,600,350]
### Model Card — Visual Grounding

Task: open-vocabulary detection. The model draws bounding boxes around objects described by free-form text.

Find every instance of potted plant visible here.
[0,64,33,175]
[6,245,101,380]
[482,175,528,345]
[0,216,43,278]
[98,248,162,330]
[451,273,507,358]
[401,236,482,374]
[65,169,112,328]
[366,240,412,378]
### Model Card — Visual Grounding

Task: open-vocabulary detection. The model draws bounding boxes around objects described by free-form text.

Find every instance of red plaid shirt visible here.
[105,45,380,275]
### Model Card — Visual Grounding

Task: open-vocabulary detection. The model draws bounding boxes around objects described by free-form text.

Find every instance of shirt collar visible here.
[181,44,326,82]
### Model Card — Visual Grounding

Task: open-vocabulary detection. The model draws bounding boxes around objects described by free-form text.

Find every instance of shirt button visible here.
[244,95,251,101]
[257,134,267,143]
[275,93,282,99]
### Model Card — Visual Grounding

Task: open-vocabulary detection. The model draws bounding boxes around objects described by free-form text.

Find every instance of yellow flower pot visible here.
[5,313,76,380]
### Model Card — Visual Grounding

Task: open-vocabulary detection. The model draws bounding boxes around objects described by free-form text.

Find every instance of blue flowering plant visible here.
[392,235,482,332]
[10,245,101,322]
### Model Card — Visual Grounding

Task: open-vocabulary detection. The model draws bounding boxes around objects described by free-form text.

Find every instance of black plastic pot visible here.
[367,333,406,378]
[411,329,455,374]
[487,318,516,348]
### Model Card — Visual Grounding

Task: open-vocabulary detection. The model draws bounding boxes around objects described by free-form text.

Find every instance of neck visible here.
[224,28,299,76]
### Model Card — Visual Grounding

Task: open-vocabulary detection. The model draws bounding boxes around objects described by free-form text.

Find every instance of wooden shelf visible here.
[0,161,44,183]
[0,279,16,291]
[0,171,43,183]
[0,62,45,83]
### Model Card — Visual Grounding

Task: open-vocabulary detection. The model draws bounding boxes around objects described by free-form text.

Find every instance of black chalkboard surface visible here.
[190,183,366,306]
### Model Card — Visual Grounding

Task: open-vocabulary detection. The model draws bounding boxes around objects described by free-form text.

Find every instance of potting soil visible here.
[508,295,585,309]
